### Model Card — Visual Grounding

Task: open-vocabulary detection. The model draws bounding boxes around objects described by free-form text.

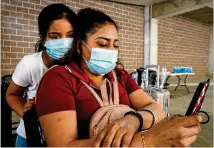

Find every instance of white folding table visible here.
[165,73,195,93]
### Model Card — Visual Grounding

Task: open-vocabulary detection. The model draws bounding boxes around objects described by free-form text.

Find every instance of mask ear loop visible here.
[82,55,88,63]
[81,40,91,50]
[81,40,92,62]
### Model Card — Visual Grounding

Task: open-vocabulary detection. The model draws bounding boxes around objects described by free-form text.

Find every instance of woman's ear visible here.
[77,41,82,54]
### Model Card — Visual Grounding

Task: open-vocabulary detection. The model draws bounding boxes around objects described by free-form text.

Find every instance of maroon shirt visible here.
[36,61,140,139]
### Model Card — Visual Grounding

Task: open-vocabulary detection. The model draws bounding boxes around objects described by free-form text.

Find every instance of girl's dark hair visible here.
[35,3,77,52]
[64,8,118,65]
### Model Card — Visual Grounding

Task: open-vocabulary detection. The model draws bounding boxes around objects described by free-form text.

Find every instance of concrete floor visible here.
[167,76,213,147]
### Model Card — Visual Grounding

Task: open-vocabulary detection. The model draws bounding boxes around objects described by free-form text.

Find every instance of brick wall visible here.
[1,0,144,76]
[1,0,211,76]
[158,16,210,76]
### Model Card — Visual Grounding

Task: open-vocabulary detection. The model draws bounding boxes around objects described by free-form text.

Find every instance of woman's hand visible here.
[93,114,140,147]
[130,115,202,147]
[23,98,35,114]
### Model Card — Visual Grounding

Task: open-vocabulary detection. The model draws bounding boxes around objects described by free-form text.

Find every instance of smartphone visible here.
[185,78,210,116]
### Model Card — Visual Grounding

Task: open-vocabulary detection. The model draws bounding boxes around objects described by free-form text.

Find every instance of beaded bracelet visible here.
[141,131,146,147]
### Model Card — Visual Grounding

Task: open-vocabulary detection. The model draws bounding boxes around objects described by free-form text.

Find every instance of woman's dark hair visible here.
[65,8,118,65]
[35,3,77,52]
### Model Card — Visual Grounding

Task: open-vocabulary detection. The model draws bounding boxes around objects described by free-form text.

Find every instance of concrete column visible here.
[150,18,158,65]
[144,6,150,66]
[209,26,213,75]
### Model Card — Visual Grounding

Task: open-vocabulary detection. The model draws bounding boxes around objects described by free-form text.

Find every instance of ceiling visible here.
[180,7,213,24]
[106,0,213,24]
[106,0,167,6]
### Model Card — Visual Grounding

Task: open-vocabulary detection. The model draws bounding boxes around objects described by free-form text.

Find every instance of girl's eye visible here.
[51,35,60,39]
[114,45,119,49]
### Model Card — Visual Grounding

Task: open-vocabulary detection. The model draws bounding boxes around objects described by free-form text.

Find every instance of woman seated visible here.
[36,8,201,147]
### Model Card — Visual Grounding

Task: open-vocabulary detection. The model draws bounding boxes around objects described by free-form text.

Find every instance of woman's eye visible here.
[99,44,108,47]
[68,34,74,38]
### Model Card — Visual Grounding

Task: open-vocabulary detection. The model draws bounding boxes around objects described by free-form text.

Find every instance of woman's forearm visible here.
[138,102,166,129]
[6,95,25,117]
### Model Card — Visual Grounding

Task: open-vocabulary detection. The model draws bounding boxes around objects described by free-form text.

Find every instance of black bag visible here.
[1,75,14,146]
[130,67,157,87]
[23,106,47,147]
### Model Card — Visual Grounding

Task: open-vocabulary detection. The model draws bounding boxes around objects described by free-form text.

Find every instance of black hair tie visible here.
[124,111,143,132]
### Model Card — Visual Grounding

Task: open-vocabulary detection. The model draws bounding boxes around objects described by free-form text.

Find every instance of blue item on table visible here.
[173,67,192,73]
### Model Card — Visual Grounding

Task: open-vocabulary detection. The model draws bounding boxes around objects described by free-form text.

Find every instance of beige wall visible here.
[158,16,210,76]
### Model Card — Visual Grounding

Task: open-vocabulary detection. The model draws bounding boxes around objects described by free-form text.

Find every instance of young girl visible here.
[6,3,77,147]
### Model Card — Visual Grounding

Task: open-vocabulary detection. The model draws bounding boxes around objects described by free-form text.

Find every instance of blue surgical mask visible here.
[82,41,118,75]
[45,38,73,60]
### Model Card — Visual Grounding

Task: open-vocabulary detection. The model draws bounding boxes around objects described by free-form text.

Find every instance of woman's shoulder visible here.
[37,65,74,94]
[21,52,43,69]
[115,68,131,78]
[114,68,131,84]
[42,65,78,84]
[44,65,70,78]
[22,51,42,61]
[114,68,140,93]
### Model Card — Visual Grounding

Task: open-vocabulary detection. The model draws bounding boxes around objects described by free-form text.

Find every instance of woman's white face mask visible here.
[82,41,118,75]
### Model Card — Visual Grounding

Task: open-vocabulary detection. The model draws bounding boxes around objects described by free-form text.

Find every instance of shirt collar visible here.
[67,61,115,87]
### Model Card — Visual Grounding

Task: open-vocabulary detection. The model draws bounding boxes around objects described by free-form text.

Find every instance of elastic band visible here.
[124,111,143,132]
[138,109,156,129]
